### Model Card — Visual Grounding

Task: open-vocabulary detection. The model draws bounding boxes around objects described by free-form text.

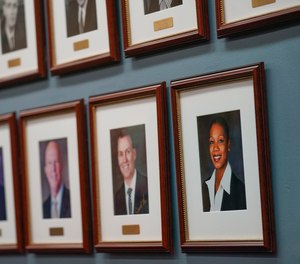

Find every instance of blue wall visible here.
[1,1,300,263]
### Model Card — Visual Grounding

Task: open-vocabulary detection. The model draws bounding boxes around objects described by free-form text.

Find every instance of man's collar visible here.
[124,169,137,189]
[51,183,64,202]
[79,0,88,11]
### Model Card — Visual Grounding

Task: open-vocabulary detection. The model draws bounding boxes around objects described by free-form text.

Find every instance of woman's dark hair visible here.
[209,116,230,139]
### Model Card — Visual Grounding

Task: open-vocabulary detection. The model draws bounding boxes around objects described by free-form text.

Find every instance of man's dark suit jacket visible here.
[43,186,71,219]
[1,5,27,54]
[114,171,149,215]
[0,185,6,221]
[202,172,247,212]
[66,0,98,37]
[144,0,183,15]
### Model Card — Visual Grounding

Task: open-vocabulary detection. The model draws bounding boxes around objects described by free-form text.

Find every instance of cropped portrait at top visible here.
[143,0,183,15]
[0,0,27,54]
[39,138,71,219]
[65,0,98,38]
[0,147,7,221]
[110,124,149,216]
[197,110,247,212]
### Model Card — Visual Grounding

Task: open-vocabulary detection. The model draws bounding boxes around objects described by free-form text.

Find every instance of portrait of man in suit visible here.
[0,147,7,221]
[40,139,71,219]
[197,111,247,212]
[65,0,98,38]
[0,0,27,54]
[111,125,149,216]
[144,0,183,15]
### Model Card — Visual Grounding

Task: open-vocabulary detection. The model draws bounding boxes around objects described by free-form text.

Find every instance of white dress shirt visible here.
[5,26,15,50]
[205,163,232,211]
[51,183,64,217]
[159,0,173,9]
[78,0,89,28]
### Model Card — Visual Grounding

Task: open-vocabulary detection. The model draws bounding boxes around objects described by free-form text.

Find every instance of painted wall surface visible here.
[0,1,300,263]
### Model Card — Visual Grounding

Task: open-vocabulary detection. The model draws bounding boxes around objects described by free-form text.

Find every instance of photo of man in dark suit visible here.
[65,0,98,38]
[1,0,27,54]
[0,147,6,221]
[111,126,149,216]
[40,139,71,219]
[144,0,183,15]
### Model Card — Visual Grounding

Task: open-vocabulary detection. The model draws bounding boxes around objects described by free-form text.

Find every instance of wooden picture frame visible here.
[216,0,300,37]
[0,113,23,253]
[0,0,46,87]
[89,83,172,252]
[121,0,209,56]
[171,63,275,252]
[46,0,120,75]
[19,100,92,253]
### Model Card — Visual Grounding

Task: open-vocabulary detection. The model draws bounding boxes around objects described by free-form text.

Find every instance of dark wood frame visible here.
[0,113,23,253]
[121,0,209,57]
[89,83,172,252]
[19,100,92,253]
[171,63,275,252]
[0,0,46,88]
[46,0,120,75]
[216,0,300,38]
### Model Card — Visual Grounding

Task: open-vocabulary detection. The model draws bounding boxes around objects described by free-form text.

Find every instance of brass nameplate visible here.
[8,58,21,68]
[49,227,64,236]
[73,39,89,51]
[252,0,275,8]
[154,17,174,32]
[122,225,140,235]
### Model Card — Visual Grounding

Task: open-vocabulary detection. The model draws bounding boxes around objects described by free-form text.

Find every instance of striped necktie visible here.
[9,35,15,50]
[51,199,59,218]
[127,188,133,215]
[79,8,84,34]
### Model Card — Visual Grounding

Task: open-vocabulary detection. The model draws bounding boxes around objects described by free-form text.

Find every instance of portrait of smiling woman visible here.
[197,110,247,212]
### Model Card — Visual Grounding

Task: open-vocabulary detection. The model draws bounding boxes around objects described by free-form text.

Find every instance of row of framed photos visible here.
[1,0,300,86]
[0,62,275,253]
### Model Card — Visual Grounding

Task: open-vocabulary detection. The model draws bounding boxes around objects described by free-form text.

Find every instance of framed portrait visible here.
[46,0,120,75]
[171,63,275,252]
[0,113,23,252]
[216,0,300,37]
[89,83,172,252]
[19,100,92,253]
[121,0,209,56]
[0,0,45,87]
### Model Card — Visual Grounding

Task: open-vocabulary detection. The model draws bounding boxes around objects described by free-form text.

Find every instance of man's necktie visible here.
[79,8,84,34]
[9,35,15,50]
[51,199,59,218]
[127,188,133,215]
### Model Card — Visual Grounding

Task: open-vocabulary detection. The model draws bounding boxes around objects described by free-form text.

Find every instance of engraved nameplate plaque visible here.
[122,225,140,235]
[73,39,89,51]
[154,17,174,31]
[8,58,21,68]
[49,227,64,236]
[252,0,276,8]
